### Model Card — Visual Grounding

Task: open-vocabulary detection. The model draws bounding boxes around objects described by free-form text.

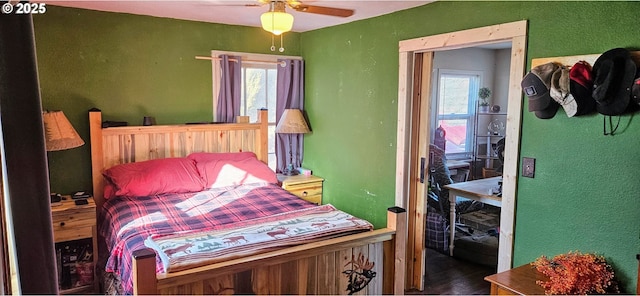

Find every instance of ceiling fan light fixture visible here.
[260,1,293,35]
[261,11,293,35]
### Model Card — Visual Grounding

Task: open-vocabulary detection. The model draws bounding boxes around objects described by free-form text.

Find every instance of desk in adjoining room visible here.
[443,176,502,256]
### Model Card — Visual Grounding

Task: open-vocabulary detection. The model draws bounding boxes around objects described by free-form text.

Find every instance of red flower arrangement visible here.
[531,251,619,295]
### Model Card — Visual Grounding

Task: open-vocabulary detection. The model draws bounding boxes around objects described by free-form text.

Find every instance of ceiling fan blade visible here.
[291,4,354,17]
[199,2,263,8]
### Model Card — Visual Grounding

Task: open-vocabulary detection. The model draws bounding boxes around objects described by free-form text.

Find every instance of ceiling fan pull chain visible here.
[279,34,285,52]
[270,8,276,52]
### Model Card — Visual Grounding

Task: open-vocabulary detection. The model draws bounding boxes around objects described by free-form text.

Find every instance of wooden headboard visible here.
[88,109,269,210]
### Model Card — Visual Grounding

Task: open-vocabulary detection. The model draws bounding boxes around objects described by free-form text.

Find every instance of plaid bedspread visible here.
[145,204,372,272]
[99,182,318,295]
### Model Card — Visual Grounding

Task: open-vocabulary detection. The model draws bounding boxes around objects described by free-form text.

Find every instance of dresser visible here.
[51,197,98,294]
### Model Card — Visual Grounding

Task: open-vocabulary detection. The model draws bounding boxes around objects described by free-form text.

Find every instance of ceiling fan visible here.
[208,0,355,52]
[253,0,354,52]
[255,0,354,37]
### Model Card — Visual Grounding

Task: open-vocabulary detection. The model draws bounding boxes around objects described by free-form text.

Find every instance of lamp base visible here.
[282,167,299,176]
[50,193,62,203]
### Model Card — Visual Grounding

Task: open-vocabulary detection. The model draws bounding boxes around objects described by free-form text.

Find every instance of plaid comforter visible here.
[99,182,317,295]
[145,204,372,273]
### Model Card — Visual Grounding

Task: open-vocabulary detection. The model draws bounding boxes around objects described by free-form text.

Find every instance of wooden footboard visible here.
[132,207,406,295]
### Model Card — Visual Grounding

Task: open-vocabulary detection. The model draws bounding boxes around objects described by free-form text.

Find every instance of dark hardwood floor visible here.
[406,248,497,295]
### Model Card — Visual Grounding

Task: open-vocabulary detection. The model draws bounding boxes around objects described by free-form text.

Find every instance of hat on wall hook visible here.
[592,48,636,116]
[591,48,637,135]
[631,70,640,106]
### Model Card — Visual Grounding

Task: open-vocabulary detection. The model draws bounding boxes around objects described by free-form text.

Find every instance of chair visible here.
[427,144,453,217]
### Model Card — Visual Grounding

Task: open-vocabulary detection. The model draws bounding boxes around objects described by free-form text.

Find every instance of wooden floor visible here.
[406,248,497,295]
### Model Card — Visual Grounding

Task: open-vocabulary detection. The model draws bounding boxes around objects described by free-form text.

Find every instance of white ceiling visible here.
[44,1,434,32]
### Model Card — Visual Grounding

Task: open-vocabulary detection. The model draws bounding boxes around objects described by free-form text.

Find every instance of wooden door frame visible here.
[395,20,528,290]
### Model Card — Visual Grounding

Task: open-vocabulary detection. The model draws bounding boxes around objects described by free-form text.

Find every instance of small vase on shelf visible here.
[478,87,491,113]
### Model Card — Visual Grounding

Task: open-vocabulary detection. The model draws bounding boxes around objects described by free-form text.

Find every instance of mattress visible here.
[99,182,372,294]
[99,182,314,294]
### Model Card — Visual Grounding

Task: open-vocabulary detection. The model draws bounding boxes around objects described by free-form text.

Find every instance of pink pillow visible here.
[188,152,257,163]
[103,182,116,200]
[196,157,277,189]
[103,158,205,197]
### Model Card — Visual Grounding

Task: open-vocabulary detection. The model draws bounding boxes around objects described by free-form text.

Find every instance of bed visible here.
[89,109,406,295]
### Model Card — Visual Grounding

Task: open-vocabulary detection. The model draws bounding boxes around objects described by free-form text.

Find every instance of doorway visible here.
[431,46,512,180]
[395,21,528,290]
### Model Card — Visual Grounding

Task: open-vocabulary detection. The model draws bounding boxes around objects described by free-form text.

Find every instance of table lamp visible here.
[43,110,84,202]
[43,111,84,151]
[275,109,310,175]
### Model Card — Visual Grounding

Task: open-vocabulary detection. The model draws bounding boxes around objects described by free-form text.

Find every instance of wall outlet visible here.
[522,157,535,178]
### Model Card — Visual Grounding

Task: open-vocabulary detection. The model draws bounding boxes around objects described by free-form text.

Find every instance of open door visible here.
[402,52,433,290]
[395,20,528,290]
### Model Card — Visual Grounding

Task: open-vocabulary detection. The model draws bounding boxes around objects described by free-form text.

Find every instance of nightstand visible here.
[51,197,98,294]
[277,174,324,205]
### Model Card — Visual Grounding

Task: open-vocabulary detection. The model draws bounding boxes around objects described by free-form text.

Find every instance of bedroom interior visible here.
[0,1,638,295]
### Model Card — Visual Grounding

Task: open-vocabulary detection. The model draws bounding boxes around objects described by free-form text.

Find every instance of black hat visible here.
[521,62,560,119]
[592,48,637,116]
[568,61,596,116]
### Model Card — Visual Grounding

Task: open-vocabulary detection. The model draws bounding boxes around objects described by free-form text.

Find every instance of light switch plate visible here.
[522,157,535,178]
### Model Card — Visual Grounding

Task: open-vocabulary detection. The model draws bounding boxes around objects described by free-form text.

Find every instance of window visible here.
[434,70,481,158]
[240,62,278,170]
[211,50,302,171]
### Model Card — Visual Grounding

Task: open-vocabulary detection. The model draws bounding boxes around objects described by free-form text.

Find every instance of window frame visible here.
[432,69,483,159]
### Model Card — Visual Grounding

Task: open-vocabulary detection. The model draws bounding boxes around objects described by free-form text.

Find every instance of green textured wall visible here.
[32,6,300,196]
[302,1,639,292]
[30,1,640,292]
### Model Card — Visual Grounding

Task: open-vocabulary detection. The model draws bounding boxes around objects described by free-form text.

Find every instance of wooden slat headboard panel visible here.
[89,109,269,210]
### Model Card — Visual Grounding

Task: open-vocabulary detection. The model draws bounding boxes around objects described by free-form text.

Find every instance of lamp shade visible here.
[261,1,293,35]
[276,109,310,134]
[43,111,84,151]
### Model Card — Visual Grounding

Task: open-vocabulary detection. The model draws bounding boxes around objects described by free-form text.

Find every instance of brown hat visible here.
[521,62,560,119]
[550,66,578,117]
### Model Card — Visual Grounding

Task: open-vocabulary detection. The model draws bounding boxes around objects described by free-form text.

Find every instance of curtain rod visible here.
[195,55,286,67]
